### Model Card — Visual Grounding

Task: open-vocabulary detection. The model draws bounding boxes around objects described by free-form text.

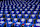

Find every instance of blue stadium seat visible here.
[0,18,4,21]
[33,11,38,14]
[10,11,14,14]
[35,9,39,11]
[0,18,5,27]
[20,18,26,24]
[12,18,18,23]
[4,11,8,14]
[27,11,31,14]
[19,9,23,11]
[0,11,3,14]
[0,14,3,18]
[35,23,40,27]
[30,14,36,19]
[0,21,5,27]
[36,19,40,23]
[39,12,40,14]
[25,23,31,27]
[5,14,10,18]
[15,9,18,11]
[11,14,16,18]
[9,8,12,12]
[21,11,25,14]
[15,22,21,27]
[6,18,11,22]
[17,14,22,18]
[23,14,29,18]
[24,9,28,11]
[27,19,34,24]
[16,11,20,14]
[7,22,12,27]
[38,14,40,19]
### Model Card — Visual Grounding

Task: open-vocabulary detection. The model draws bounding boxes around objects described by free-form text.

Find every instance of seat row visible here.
[0,18,40,23]
[0,14,40,18]
[0,0,39,6]
[0,11,40,14]
[0,18,40,27]
[0,0,40,10]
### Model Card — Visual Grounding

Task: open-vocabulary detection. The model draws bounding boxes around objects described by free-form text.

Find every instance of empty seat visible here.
[17,14,22,18]
[23,14,29,18]
[12,18,18,24]
[7,22,12,27]
[5,14,10,18]
[25,23,31,27]
[39,12,40,14]
[4,11,8,14]
[10,11,14,14]
[9,9,12,12]
[27,19,33,24]
[33,11,38,14]
[24,9,28,11]
[19,9,23,11]
[11,14,16,18]
[36,19,40,23]
[0,14,3,18]
[16,11,20,14]
[30,14,36,19]
[21,11,25,14]
[15,22,21,27]
[30,9,34,11]
[6,18,11,22]
[15,9,18,11]
[0,18,4,21]
[0,11,3,14]
[27,11,31,14]
[38,14,40,19]
[0,21,5,27]
[35,9,39,11]
[5,9,8,11]
[20,18,26,24]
